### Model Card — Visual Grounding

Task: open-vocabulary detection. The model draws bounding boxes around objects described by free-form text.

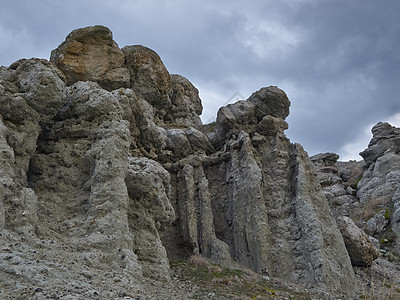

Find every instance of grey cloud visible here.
[1,0,399,159]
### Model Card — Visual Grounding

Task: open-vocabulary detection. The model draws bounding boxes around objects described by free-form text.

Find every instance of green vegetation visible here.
[384,206,393,219]
[354,176,362,189]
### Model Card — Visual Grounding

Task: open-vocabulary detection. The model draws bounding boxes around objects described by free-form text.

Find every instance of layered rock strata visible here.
[0,25,357,298]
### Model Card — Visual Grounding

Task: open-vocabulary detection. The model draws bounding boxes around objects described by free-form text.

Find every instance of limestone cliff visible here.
[0,25,357,299]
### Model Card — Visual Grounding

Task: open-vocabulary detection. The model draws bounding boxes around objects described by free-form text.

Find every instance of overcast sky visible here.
[1,0,399,160]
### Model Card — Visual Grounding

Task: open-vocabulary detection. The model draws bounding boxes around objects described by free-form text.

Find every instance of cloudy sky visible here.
[1,0,399,160]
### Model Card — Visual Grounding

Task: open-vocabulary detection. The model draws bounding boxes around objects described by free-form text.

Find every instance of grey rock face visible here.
[163,88,356,297]
[310,153,382,268]
[27,81,145,285]
[311,153,359,219]
[357,122,400,255]
[365,210,389,236]
[167,74,203,128]
[216,87,289,140]
[337,160,363,189]
[122,45,172,112]
[1,25,358,298]
[126,157,174,280]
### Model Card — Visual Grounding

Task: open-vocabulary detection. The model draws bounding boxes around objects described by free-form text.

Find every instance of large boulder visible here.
[122,45,172,112]
[50,25,130,91]
[216,86,289,139]
[247,86,290,120]
[337,216,380,266]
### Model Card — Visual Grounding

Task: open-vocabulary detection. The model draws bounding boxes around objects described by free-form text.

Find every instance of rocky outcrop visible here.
[1,25,358,298]
[337,159,363,190]
[357,122,400,255]
[310,153,383,267]
[161,86,356,297]
[311,153,359,218]
[312,122,400,266]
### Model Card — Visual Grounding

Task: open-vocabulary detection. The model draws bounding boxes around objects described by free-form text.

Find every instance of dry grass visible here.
[171,255,312,299]
[188,254,223,273]
[356,263,400,300]
[353,198,386,227]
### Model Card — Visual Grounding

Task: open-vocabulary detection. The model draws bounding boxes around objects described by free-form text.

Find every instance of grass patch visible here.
[170,255,312,299]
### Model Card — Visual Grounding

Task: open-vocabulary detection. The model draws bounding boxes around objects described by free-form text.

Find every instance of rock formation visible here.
[311,153,359,218]
[310,153,380,267]
[0,25,360,298]
[357,122,400,256]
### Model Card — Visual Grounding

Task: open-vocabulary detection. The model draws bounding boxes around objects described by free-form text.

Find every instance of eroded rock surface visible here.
[50,25,130,91]
[311,153,359,218]
[357,122,400,256]
[161,86,356,297]
[0,25,359,299]
[337,216,380,266]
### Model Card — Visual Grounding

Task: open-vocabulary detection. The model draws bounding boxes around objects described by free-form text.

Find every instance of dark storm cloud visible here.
[277,0,400,158]
[1,0,399,159]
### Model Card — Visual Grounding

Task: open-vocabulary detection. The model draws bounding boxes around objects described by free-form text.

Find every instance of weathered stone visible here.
[216,105,237,137]
[167,74,203,127]
[355,123,400,256]
[122,45,171,111]
[173,164,232,266]
[166,128,356,296]
[256,115,288,136]
[311,153,339,168]
[311,152,359,218]
[186,127,214,154]
[337,216,380,266]
[165,128,192,158]
[365,210,389,236]
[360,122,400,167]
[357,151,400,204]
[126,157,174,280]
[0,62,145,297]
[216,87,289,140]
[50,25,130,90]
[337,160,363,189]
[247,86,290,120]
[8,58,66,121]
